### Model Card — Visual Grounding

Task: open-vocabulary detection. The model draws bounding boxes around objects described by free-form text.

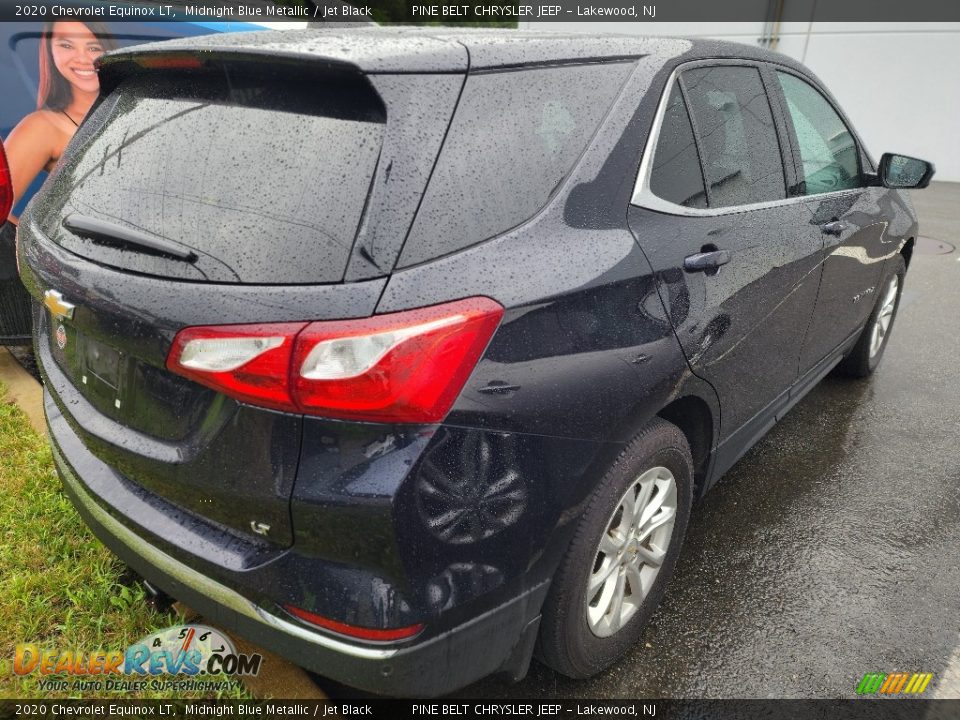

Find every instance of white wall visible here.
[519,22,960,181]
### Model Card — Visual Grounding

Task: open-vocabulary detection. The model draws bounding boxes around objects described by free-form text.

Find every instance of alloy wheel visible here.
[586,466,677,638]
[870,276,899,358]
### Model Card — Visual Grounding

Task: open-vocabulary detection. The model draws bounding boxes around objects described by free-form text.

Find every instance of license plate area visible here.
[85,336,121,391]
[48,317,125,417]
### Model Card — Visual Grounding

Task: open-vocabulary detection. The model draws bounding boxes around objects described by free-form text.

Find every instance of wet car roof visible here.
[99,26,812,75]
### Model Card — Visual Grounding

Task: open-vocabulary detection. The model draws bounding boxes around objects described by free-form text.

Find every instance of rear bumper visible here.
[47,389,547,696]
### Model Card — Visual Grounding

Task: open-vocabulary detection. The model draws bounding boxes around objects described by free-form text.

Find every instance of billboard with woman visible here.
[4,21,118,223]
[0,19,260,343]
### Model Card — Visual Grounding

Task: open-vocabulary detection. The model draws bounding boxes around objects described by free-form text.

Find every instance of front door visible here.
[772,70,890,374]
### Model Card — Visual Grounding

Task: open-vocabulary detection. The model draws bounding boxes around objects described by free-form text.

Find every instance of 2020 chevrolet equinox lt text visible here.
[15,28,933,695]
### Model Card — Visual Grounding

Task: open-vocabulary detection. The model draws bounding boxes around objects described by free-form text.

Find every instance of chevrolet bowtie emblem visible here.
[44,289,75,320]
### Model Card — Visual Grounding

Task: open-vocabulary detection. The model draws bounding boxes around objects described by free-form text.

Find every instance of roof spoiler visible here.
[96,47,365,99]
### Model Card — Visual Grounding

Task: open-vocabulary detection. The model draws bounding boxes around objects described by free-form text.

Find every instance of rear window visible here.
[398,62,633,268]
[52,64,384,284]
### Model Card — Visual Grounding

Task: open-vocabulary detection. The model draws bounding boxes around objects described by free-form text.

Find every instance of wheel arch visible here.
[900,237,915,269]
[603,385,720,501]
[656,394,716,500]
[582,372,721,505]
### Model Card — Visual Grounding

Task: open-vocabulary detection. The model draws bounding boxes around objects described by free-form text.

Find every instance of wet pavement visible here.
[459,182,960,699]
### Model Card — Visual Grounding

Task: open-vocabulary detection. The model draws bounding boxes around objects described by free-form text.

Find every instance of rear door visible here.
[771,70,890,375]
[629,62,824,441]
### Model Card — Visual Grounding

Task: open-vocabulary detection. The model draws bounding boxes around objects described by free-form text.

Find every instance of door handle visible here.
[821,220,848,236]
[684,249,730,273]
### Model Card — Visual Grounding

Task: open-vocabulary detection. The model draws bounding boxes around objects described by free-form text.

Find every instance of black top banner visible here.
[1,699,960,719]
[2,0,960,23]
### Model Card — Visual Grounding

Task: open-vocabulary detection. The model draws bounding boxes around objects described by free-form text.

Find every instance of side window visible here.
[681,66,785,208]
[649,81,708,209]
[399,62,633,268]
[777,72,861,195]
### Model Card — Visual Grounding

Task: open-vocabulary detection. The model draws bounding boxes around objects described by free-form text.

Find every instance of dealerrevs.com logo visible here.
[13,624,262,693]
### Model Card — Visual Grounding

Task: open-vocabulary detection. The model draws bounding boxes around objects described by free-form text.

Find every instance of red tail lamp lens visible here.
[283,604,424,642]
[0,141,13,220]
[134,55,205,70]
[166,297,504,423]
[167,322,306,412]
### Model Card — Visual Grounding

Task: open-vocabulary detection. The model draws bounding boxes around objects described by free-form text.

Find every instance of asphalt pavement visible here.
[460,182,960,699]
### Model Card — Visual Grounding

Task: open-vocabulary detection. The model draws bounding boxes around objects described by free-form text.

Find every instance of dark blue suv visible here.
[15,28,932,695]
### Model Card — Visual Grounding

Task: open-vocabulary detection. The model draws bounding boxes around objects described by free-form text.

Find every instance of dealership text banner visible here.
[4,700,960,718]
[4,0,960,22]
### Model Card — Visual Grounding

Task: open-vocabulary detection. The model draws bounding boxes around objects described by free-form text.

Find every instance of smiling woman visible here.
[3,21,117,223]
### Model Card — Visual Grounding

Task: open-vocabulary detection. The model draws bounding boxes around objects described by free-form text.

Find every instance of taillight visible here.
[166,297,503,423]
[133,54,204,71]
[0,140,13,220]
[283,604,424,642]
[167,322,305,412]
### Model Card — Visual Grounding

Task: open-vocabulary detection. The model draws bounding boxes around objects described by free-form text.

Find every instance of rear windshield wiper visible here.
[63,214,198,262]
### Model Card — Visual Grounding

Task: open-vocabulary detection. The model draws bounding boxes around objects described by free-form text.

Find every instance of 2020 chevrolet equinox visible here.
[15,28,933,695]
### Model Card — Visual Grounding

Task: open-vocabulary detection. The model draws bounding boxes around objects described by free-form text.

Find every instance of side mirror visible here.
[879,153,935,189]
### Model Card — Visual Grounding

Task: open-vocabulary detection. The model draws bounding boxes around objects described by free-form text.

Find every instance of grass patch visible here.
[0,381,249,699]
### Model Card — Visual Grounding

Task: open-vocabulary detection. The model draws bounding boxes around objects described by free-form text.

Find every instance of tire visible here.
[836,255,906,378]
[537,418,693,679]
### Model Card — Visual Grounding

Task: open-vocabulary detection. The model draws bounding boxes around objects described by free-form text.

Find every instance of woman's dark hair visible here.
[37,21,118,111]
